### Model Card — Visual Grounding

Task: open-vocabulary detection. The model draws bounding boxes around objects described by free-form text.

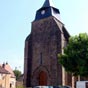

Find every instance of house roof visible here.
[0,66,10,74]
[3,63,16,78]
[2,63,16,78]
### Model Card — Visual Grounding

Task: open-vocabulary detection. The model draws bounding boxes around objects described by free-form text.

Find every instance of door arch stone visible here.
[32,66,50,86]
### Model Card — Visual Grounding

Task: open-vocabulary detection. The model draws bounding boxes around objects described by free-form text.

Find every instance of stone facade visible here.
[24,16,70,87]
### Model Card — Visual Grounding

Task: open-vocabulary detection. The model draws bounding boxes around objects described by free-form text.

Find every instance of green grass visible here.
[16,85,24,88]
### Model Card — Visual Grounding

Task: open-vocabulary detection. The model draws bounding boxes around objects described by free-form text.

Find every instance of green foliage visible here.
[13,69,21,80]
[58,33,88,77]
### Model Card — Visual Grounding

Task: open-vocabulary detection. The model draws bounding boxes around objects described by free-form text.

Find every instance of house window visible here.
[0,74,2,79]
[11,81,14,85]
[0,74,5,80]
[2,74,5,80]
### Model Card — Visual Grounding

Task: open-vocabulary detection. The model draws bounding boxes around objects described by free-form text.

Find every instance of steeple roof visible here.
[42,0,55,8]
[34,0,61,21]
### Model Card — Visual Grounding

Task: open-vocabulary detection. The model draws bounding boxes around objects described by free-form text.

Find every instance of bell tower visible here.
[24,0,70,87]
[35,0,60,21]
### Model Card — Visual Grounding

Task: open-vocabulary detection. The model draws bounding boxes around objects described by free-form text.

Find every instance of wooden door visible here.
[39,71,47,85]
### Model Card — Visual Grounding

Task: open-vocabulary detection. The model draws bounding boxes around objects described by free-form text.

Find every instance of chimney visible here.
[6,62,8,65]
[2,62,5,68]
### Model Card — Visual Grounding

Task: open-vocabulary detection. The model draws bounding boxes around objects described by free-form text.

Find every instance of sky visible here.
[0,0,88,73]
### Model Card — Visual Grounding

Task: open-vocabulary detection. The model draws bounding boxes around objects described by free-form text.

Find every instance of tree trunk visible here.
[78,75,80,81]
[72,75,78,88]
[72,76,75,88]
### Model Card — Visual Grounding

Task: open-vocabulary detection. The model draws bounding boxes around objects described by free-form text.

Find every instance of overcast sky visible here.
[0,0,88,73]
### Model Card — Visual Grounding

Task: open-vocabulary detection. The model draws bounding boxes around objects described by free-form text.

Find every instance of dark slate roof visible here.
[34,0,61,21]
[42,0,55,8]
[0,66,10,74]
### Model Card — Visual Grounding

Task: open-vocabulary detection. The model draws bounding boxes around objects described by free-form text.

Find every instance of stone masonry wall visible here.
[31,16,63,86]
[24,16,71,87]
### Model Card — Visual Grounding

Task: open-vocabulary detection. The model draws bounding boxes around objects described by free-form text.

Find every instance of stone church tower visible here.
[24,0,71,87]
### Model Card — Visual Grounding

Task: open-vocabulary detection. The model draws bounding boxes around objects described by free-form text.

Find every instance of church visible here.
[24,0,72,87]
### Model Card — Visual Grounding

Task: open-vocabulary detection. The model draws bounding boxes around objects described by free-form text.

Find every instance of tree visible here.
[58,33,88,77]
[13,69,21,80]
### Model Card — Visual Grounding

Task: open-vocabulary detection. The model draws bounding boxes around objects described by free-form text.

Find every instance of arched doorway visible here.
[39,71,47,85]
